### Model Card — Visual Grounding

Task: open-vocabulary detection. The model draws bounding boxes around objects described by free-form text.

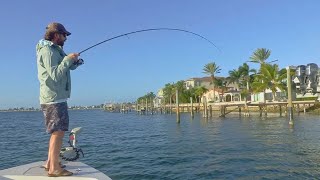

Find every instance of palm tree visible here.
[146,92,156,99]
[239,63,256,91]
[251,63,286,101]
[214,78,228,102]
[163,83,175,104]
[249,48,272,103]
[228,63,255,100]
[185,87,196,103]
[194,86,208,112]
[249,48,271,65]
[228,69,242,86]
[174,80,189,103]
[203,62,221,102]
[195,86,208,103]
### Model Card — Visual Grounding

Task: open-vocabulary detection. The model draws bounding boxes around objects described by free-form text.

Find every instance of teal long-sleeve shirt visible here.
[36,39,79,104]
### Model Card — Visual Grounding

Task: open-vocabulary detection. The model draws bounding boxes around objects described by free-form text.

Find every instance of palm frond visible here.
[249,48,271,65]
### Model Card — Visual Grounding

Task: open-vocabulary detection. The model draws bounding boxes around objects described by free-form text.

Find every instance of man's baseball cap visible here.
[46,22,71,36]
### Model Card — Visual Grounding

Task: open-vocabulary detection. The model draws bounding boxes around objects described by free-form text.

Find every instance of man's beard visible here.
[57,38,65,47]
[58,40,65,47]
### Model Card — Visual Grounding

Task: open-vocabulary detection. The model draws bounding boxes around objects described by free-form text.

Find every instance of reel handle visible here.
[74,58,84,66]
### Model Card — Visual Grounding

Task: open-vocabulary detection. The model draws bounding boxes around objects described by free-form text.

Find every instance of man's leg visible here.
[45,142,51,169]
[48,131,65,174]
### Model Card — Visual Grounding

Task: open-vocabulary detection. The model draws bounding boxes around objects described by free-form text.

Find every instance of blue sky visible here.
[1,0,320,109]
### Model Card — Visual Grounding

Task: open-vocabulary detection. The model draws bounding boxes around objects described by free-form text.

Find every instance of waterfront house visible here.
[153,89,164,108]
[185,76,239,90]
[185,77,213,90]
[185,76,241,102]
[250,88,287,102]
[202,88,242,102]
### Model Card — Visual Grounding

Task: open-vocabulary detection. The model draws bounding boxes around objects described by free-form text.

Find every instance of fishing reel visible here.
[73,58,84,66]
[60,127,84,161]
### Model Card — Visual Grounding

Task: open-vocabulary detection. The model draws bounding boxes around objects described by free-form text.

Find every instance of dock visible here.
[128,100,318,117]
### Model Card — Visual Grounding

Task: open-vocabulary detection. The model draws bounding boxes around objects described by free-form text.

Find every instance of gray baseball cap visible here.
[46,22,71,36]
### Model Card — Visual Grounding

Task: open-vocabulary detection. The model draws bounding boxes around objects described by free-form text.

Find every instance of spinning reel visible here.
[74,58,84,66]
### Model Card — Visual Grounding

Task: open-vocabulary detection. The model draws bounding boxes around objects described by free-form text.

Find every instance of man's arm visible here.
[41,46,77,82]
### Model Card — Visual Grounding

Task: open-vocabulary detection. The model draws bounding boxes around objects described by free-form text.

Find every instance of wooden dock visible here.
[156,100,318,117]
[109,100,318,118]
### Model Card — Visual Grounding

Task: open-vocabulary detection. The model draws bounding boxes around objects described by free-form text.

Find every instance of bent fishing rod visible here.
[78,28,221,55]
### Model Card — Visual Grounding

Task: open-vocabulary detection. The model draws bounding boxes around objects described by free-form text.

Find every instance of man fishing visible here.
[36,22,82,177]
[34,23,216,177]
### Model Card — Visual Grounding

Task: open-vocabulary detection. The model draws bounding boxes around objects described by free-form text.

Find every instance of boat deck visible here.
[0,161,111,180]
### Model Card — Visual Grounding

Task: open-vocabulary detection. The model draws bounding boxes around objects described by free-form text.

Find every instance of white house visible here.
[153,89,164,108]
[251,88,287,102]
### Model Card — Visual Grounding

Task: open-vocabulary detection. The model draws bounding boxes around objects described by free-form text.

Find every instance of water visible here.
[1,110,320,179]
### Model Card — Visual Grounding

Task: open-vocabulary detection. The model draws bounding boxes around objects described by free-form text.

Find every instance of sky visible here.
[1,0,320,109]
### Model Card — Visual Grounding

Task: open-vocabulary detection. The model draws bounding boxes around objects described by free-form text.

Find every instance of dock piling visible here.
[176,89,180,123]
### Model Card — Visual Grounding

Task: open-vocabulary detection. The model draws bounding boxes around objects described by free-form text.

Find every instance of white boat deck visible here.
[0,161,111,180]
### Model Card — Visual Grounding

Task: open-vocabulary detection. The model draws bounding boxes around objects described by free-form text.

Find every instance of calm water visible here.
[1,110,320,179]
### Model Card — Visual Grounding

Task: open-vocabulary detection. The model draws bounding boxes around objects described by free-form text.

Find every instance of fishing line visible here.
[78,28,221,55]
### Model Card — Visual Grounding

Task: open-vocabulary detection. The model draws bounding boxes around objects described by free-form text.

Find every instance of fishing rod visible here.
[78,28,221,55]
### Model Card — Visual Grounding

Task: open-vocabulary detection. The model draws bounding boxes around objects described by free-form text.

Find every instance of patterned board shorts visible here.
[41,102,69,134]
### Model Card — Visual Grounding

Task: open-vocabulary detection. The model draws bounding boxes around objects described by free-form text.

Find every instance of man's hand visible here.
[67,53,80,61]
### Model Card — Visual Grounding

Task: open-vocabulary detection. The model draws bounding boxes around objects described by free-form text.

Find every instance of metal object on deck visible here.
[60,127,84,161]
